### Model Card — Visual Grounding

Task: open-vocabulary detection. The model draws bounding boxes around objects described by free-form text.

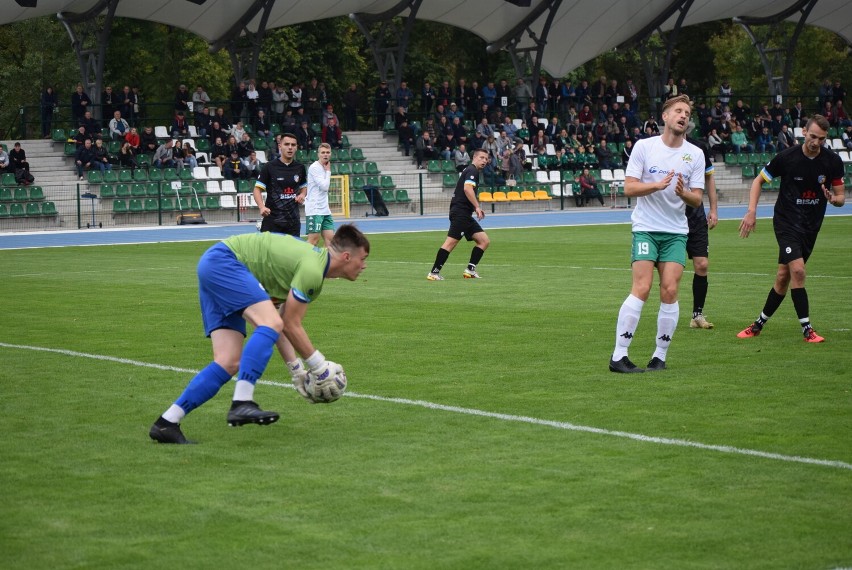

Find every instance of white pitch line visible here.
[2,341,851,472]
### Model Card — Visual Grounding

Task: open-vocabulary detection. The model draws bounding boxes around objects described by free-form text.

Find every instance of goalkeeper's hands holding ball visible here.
[303,350,347,403]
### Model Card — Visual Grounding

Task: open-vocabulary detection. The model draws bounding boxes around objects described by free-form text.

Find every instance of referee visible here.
[737,114,846,342]
[253,132,307,237]
[426,148,491,280]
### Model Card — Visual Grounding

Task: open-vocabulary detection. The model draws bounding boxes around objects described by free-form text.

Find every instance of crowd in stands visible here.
[44,73,851,183]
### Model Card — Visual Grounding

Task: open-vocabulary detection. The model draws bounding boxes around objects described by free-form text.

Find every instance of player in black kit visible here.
[685,133,719,329]
[737,115,846,342]
[253,132,307,236]
[426,148,491,280]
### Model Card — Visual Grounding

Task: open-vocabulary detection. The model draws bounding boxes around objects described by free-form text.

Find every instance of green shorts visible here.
[631,231,687,266]
[306,214,335,235]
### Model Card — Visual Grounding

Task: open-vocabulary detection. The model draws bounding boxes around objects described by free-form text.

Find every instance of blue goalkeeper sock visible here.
[173,361,233,416]
[237,325,280,384]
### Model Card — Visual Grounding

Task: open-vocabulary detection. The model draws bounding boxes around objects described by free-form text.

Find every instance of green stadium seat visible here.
[26,202,41,216]
[112,199,127,214]
[129,199,144,213]
[523,171,536,185]
[296,150,308,162]
[270,123,281,135]
[14,188,28,202]
[443,173,457,188]
[383,120,396,133]
[441,160,456,173]
[340,134,350,148]
[41,201,57,216]
[381,189,396,203]
[118,169,133,183]
[427,160,442,173]
[193,181,208,195]
[337,149,350,162]
[311,141,320,154]
[724,154,737,166]
[205,195,221,209]
[366,162,380,175]
[395,189,411,203]
[148,169,163,182]
[9,203,24,217]
[741,165,755,178]
[330,163,339,175]
[159,197,175,211]
[366,175,380,189]
[100,184,116,198]
[179,168,194,181]
[196,139,210,152]
[28,187,44,201]
[255,138,269,151]
[148,182,163,197]
[137,154,151,167]
[64,142,76,156]
[337,163,351,176]
[115,184,131,198]
[52,128,66,142]
[380,175,396,189]
[351,190,368,204]
[163,168,179,181]
[0,203,8,217]
[144,198,159,212]
[351,176,366,190]
[133,169,148,182]
[102,170,118,183]
[350,148,364,161]
[108,140,121,154]
[0,188,11,202]
[131,183,147,197]
[87,171,103,184]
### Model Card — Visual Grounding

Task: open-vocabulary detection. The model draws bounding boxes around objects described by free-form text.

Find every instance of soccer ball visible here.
[305,365,347,403]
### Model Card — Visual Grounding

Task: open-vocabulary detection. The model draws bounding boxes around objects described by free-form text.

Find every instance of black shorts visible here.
[261,217,300,237]
[775,229,818,264]
[447,212,483,241]
[686,218,709,259]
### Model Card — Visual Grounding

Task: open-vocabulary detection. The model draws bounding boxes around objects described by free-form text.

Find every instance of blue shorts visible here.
[197,242,271,337]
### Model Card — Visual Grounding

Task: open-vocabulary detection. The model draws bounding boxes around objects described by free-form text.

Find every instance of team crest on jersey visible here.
[294,175,300,183]
[681,153,693,163]
[817,175,826,184]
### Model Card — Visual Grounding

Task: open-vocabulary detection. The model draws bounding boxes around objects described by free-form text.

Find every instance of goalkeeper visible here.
[149,224,370,444]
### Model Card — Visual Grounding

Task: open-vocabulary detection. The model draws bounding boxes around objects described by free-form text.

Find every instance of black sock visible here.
[756,287,786,328]
[468,247,485,271]
[692,274,708,317]
[790,287,811,331]
[431,248,450,274]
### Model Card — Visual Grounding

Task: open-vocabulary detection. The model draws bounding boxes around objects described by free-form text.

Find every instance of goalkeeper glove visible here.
[287,360,311,401]
[305,350,346,403]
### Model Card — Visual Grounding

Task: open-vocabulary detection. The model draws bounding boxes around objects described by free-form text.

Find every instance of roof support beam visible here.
[209,0,275,84]
[734,0,818,101]
[350,0,422,96]
[486,0,561,86]
[57,0,119,121]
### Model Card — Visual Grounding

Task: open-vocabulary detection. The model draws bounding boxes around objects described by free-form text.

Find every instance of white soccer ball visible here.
[305,366,348,403]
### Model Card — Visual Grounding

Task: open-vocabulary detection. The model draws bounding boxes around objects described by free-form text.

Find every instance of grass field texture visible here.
[1,217,850,569]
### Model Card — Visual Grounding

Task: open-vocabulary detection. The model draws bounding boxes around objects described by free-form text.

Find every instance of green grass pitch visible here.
[1,217,850,569]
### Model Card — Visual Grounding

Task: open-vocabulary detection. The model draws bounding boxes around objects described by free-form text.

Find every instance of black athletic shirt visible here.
[685,136,714,224]
[761,144,844,235]
[256,159,308,228]
[449,164,480,217]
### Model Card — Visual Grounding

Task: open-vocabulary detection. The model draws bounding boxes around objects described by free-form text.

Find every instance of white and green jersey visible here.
[305,160,332,216]
[223,231,328,303]
[626,136,705,235]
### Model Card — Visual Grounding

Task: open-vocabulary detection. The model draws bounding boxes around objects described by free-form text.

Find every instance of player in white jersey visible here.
[305,142,335,246]
[609,95,705,373]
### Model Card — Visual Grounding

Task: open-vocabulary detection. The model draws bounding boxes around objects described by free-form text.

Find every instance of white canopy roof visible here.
[4,0,851,77]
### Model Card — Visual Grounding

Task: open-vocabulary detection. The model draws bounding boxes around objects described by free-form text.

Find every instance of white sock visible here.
[162,404,186,424]
[232,379,255,402]
[652,302,679,361]
[613,294,644,359]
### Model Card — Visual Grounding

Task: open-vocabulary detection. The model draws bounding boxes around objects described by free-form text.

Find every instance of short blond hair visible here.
[318,142,332,151]
[662,94,693,114]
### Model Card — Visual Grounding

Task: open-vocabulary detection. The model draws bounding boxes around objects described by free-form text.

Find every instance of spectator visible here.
[841,124,852,150]
[72,125,91,148]
[342,83,359,131]
[272,82,289,124]
[415,131,437,169]
[119,85,136,125]
[70,84,91,126]
[296,120,316,150]
[80,111,100,139]
[231,81,247,123]
[74,138,97,180]
[153,139,177,169]
[832,80,845,105]
[258,80,273,114]
[393,106,409,131]
[207,120,227,148]
[108,110,129,141]
[304,78,322,122]
[755,127,775,153]
[139,126,158,154]
[9,142,30,173]
[395,81,413,112]
[118,141,139,171]
[776,124,796,151]
[707,128,725,154]
[169,111,189,139]
[288,81,303,116]
[577,167,605,206]
[92,138,112,172]
[175,84,190,113]
[231,121,247,144]
[836,101,849,128]
[595,137,619,169]
[790,100,805,128]
[514,78,532,117]
[321,117,343,149]
[373,80,391,129]
[397,119,415,157]
[40,86,57,139]
[495,79,512,113]
[818,79,833,110]
[253,109,272,141]
[453,144,471,172]
[0,146,11,173]
[450,116,468,146]
[438,131,458,160]
[182,142,198,170]
[243,150,263,178]
[321,104,339,129]
[730,124,753,154]
[481,134,500,167]
[213,107,232,133]
[535,77,550,114]
[475,117,494,149]
[224,149,247,180]
[192,85,210,127]
[211,136,228,169]
[237,132,255,160]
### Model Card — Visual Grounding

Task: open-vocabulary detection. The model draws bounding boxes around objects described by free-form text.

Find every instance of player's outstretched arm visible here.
[826,183,846,207]
[739,174,765,238]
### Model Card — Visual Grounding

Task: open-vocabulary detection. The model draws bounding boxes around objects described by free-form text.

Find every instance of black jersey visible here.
[449,165,480,216]
[762,144,844,235]
[685,137,714,225]
[256,158,307,228]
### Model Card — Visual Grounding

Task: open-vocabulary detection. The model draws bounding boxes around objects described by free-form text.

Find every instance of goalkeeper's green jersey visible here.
[223,232,329,303]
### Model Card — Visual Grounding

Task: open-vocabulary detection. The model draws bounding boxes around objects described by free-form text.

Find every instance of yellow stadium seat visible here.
[534,190,551,200]
[478,191,494,202]
[506,190,522,201]
[520,190,536,200]
[492,191,508,202]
